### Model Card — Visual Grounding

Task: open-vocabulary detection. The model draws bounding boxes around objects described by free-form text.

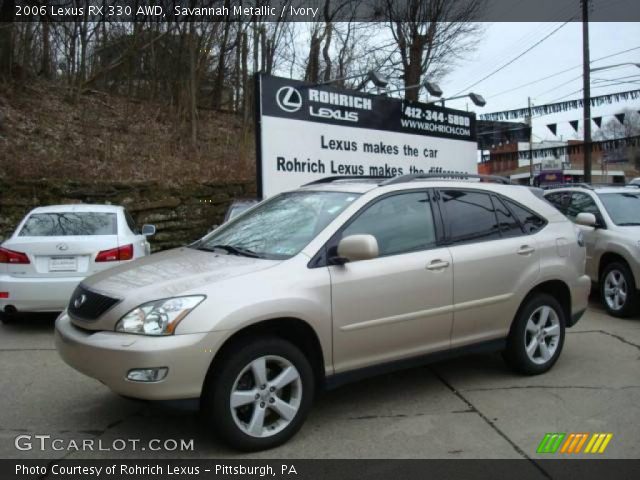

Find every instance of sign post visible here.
[255,74,478,198]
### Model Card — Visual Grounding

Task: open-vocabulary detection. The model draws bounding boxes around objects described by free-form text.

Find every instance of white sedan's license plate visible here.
[49,257,77,272]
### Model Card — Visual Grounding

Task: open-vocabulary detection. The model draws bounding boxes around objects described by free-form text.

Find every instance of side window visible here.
[124,210,140,235]
[341,192,436,257]
[440,190,500,244]
[545,192,572,214]
[567,192,600,220]
[503,198,546,234]
[492,195,523,238]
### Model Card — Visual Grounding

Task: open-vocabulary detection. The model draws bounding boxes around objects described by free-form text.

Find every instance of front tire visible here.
[201,337,314,451]
[503,293,565,375]
[600,262,637,318]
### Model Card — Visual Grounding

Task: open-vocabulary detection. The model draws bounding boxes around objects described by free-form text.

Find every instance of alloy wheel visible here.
[524,305,561,365]
[604,269,628,312]
[229,355,302,438]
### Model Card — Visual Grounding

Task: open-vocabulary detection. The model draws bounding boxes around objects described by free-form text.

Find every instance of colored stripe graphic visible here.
[560,433,589,453]
[537,433,566,453]
[585,433,613,454]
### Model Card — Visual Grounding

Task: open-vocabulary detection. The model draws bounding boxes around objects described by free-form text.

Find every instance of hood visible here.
[83,247,281,299]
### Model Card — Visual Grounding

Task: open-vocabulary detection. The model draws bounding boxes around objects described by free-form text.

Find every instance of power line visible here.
[451,21,573,97]
[486,45,640,100]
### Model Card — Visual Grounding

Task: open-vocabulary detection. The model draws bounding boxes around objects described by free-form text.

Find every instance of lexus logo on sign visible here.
[56,243,68,251]
[74,294,86,309]
[275,86,302,113]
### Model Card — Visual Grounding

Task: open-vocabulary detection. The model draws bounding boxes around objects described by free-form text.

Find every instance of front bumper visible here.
[0,274,82,312]
[55,312,226,400]
[568,274,591,327]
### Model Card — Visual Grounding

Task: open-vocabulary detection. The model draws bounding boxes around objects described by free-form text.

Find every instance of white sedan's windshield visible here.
[196,191,360,259]
[599,192,640,226]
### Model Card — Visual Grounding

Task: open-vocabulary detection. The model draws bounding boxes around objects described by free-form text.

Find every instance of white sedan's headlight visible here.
[115,296,205,336]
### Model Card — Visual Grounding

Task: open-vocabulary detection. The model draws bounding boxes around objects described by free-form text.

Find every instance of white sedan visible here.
[0,204,155,323]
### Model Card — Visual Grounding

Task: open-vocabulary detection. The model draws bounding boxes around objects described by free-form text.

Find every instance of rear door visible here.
[437,189,542,347]
[4,211,121,279]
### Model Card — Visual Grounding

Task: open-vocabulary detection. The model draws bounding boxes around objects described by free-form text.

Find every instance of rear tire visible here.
[503,293,565,375]
[600,262,637,318]
[0,311,14,324]
[201,337,314,451]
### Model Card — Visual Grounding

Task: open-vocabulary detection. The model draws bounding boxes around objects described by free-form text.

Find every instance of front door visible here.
[329,190,454,374]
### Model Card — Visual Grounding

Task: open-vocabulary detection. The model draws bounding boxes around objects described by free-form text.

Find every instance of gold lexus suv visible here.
[55,174,590,451]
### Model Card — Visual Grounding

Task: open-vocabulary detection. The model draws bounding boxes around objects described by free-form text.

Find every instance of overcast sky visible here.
[439,21,640,142]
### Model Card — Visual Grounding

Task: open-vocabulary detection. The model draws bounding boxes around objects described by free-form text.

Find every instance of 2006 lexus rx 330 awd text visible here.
[55,175,591,451]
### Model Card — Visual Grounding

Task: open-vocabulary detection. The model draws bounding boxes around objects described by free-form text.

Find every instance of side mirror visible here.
[141,224,156,236]
[575,213,597,227]
[336,234,379,263]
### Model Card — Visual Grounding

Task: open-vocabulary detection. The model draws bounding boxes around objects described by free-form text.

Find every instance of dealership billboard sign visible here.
[256,74,478,198]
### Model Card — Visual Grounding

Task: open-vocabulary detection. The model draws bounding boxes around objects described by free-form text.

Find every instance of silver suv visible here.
[545,185,640,317]
[55,174,590,451]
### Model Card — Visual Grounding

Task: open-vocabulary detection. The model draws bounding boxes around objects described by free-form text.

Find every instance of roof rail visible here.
[303,175,390,186]
[381,173,513,185]
[541,183,593,190]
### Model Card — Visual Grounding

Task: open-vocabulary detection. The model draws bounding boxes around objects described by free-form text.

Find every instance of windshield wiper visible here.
[617,222,640,226]
[203,244,262,258]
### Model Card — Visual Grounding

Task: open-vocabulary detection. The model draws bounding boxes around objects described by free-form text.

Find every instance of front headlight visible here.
[115,296,205,336]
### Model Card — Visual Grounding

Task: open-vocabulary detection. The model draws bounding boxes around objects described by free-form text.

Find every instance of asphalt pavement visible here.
[0,300,638,460]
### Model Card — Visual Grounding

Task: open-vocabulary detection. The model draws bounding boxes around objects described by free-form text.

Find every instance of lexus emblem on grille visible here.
[74,294,87,309]
[56,243,68,251]
[275,86,302,112]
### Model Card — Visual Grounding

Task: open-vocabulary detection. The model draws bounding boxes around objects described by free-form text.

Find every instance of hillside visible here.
[0,81,256,184]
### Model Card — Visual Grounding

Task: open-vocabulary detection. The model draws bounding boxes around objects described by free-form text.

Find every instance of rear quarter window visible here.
[502,198,546,234]
[19,212,118,236]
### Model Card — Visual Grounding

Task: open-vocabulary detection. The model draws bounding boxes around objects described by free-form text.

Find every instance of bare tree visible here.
[385,0,483,101]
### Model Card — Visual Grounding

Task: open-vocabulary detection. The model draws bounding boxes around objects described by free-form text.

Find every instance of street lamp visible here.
[428,92,487,107]
[314,70,389,89]
[385,79,444,98]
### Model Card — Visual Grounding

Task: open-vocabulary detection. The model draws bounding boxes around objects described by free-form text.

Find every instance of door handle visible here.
[426,260,450,270]
[517,245,535,255]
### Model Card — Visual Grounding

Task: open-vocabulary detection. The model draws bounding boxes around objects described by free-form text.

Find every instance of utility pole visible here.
[582,0,592,183]
[528,97,534,185]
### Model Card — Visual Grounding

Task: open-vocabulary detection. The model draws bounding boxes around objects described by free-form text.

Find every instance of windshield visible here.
[196,191,360,259]
[19,212,118,236]
[598,192,640,226]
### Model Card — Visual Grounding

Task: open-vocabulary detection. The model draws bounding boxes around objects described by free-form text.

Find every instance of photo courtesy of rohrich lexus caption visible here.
[1,1,640,479]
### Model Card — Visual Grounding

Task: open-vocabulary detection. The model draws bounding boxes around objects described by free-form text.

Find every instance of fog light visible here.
[126,367,168,382]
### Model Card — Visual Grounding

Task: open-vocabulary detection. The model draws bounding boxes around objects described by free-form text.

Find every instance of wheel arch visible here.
[598,251,633,283]
[511,280,571,332]
[203,317,326,392]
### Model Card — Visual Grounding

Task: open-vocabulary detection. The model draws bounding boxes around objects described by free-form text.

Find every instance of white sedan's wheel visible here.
[230,355,303,438]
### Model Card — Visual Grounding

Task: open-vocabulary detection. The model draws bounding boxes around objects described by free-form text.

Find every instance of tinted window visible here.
[567,192,600,220]
[124,210,139,234]
[342,192,435,256]
[19,212,118,236]
[492,196,523,237]
[503,199,546,234]
[441,190,500,243]
[545,192,572,214]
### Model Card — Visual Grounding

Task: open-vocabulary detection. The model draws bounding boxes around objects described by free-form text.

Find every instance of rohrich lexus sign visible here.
[256,74,478,198]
